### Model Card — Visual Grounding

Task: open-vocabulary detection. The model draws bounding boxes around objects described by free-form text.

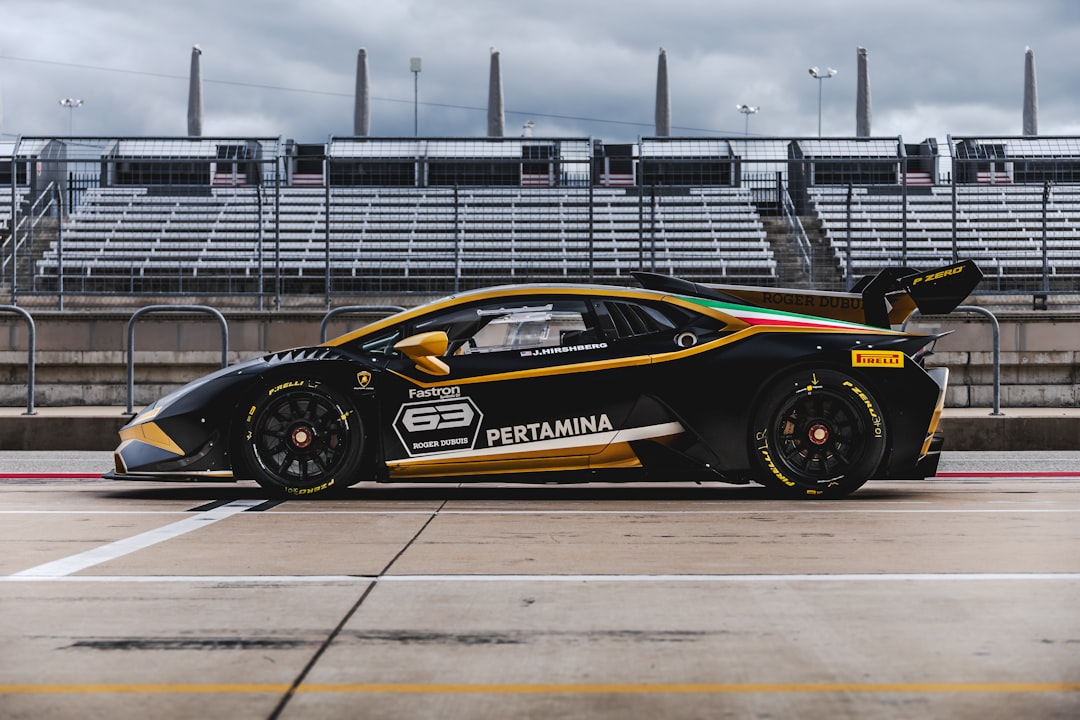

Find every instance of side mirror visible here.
[394,331,451,376]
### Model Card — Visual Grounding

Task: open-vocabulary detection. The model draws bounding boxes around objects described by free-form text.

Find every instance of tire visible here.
[234,377,365,497]
[749,368,887,499]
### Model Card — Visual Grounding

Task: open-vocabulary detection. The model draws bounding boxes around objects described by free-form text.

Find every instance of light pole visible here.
[736,104,759,135]
[808,67,837,137]
[410,57,422,136]
[59,98,83,136]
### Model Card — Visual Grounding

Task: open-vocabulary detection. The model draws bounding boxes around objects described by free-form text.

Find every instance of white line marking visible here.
[2,572,1079,584]
[390,421,684,465]
[430,509,1080,515]
[373,573,1080,583]
[9,499,263,578]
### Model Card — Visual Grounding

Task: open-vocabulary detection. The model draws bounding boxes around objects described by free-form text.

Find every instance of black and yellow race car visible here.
[106,260,981,499]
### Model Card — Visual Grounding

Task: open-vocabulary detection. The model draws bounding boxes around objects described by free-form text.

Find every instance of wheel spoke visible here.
[772,388,868,481]
[269,449,291,476]
[246,384,362,492]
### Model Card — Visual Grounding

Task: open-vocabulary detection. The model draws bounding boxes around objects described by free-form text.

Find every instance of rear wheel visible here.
[235,378,365,497]
[749,369,887,499]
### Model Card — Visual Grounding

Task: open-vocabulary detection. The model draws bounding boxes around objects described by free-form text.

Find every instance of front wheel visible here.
[749,369,887,499]
[234,378,365,497]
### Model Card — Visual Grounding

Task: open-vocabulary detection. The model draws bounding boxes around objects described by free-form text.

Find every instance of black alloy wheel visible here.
[750,368,887,498]
[237,379,364,496]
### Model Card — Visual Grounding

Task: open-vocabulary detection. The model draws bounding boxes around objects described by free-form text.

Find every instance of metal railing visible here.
[903,306,1002,416]
[125,306,229,414]
[781,186,812,278]
[0,305,36,414]
[3,182,57,304]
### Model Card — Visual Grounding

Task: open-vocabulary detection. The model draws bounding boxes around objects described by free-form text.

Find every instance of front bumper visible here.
[106,420,232,481]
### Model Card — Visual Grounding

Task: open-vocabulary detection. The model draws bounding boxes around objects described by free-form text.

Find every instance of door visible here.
[380,294,664,478]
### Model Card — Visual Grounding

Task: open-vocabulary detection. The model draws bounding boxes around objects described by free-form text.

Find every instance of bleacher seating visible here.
[0,188,28,234]
[35,185,775,293]
[810,185,1080,290]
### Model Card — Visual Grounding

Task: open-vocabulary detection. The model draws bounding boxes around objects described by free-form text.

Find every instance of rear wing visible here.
[634,260,983,329]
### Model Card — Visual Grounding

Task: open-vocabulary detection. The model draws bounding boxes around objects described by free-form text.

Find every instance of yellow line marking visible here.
[2,682,1078,695]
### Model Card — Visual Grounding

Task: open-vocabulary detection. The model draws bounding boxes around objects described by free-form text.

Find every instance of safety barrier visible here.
[904,305,1002,416]
[125,306,229,415]
[0,305,36,415]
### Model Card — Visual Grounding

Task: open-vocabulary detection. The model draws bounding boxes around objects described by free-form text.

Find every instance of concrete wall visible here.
[906,312,1080,408]
[2,307,1078,409]
[1,310,349,406]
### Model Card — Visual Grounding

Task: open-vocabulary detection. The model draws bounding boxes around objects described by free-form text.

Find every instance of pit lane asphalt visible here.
[1,452,1078,720]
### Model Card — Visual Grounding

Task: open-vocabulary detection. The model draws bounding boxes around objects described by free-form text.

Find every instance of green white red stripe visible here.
[682,296,900,333]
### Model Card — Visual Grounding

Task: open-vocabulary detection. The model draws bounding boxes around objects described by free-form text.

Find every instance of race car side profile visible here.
[105,260,982,499]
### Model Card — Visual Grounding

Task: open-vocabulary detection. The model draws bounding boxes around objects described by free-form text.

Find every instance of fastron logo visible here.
[408,385,462,400]
[851,350,904,368]
[392,396,483,456]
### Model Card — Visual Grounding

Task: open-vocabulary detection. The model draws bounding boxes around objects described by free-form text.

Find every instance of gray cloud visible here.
[2,0,1077,143]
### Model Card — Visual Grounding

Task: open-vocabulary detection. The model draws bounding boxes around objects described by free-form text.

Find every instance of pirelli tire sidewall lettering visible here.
[749,367,888,499]
[234,376,365,497]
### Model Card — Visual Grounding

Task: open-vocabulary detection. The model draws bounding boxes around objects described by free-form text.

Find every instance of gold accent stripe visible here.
[393,324,875,390]
[922,368,950,457]
[386,440,650,479]
[1,682,1077,695]
[388,456,590,479]
[117,421,184,456]
[388,354,652,388]
[325,283,904,355]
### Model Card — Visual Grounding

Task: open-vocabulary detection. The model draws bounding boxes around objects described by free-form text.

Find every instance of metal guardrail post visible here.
[903,305,1002,416]
[126,306,229,415]
[319,305,406,343]
[55,183,65,311]
[0,305,36,415]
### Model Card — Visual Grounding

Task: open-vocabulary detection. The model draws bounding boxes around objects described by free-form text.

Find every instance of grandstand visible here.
[2,134,1079,302]
[35,184,772,293]
[811,184,1080,290]
[0,187,27,236]
[809,136,1080,292]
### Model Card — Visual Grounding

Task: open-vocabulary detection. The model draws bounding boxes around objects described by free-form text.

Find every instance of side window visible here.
[461,302,596,355]
[414,298,598,356]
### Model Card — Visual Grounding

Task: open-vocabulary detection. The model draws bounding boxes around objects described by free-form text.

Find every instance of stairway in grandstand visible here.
[810,185,1080,291]
[34,186,776,294]
[0,188,42,291]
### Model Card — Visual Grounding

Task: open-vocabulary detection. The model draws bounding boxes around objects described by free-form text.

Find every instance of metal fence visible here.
[2,135,1078,308]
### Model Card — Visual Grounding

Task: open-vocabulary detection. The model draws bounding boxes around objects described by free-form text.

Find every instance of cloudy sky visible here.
[2,0,1078,144]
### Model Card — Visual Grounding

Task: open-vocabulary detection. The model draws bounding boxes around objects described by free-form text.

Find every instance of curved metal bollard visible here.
[0,305,36,415]
[126,305,229,415]
[903,305,1002,416]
